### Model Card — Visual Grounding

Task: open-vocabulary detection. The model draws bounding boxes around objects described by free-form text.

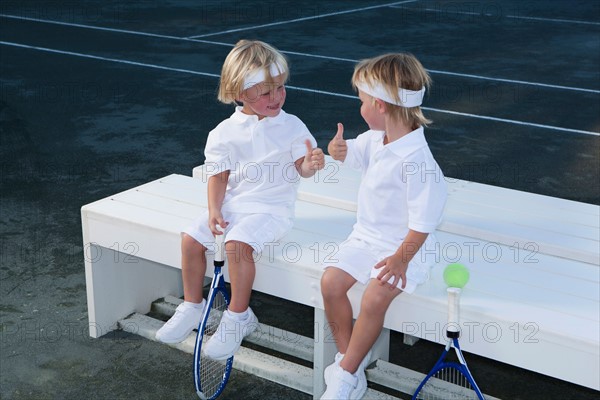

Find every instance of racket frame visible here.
[411,287,485,400]
[193,233,233,400]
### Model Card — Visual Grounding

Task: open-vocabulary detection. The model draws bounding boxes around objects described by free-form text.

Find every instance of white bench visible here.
[81,157,600,397]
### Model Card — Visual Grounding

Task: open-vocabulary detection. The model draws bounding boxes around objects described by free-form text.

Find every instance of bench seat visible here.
[82,159,600,393]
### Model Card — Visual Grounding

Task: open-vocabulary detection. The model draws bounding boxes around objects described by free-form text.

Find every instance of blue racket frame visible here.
[411,337,485,400]
[413,287,485,400]
[193,236,233,400]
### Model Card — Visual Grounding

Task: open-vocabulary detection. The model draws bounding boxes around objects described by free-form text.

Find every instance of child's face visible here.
[358,90,385,131]
[240,75,286,120]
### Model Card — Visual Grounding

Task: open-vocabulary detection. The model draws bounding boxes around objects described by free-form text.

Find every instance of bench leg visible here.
[312,309,391,398]
[313,308,337,399]
[403,333,420,346]
[372,328,390,363]
[84,245,183,338]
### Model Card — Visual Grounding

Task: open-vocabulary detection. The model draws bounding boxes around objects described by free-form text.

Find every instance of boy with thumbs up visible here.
[156,40,324,360]
[320,53,447,399]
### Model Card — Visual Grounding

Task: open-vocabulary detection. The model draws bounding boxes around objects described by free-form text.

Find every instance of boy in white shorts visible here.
[156,40,325,361]
[320,53,447,399]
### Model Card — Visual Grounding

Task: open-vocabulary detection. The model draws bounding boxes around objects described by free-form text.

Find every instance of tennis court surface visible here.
[1,1,599,399]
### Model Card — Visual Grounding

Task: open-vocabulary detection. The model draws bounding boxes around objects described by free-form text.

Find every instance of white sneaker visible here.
[324,352,344,384]
[203,307,258,360]
[353,371,367,400]
[324,350,372,386]
[155,300,205,344]
[320,365,359,400]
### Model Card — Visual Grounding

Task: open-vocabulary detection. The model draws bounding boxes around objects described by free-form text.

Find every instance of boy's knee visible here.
[321,268,347,299]
[361,283,399,314]
[181,234,206,256]
[360,292,384,315]
[225,240,254,263]
[320,268,334,293]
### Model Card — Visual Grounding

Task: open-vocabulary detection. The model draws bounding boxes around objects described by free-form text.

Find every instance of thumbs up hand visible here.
[304,139,325,172]
[327,123,347,162]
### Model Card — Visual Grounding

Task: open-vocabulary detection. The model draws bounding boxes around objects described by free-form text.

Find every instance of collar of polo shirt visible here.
[374,127,427,157]
[231,106,287,124]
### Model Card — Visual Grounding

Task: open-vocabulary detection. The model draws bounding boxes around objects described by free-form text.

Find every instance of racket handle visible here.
[214,229,225,263]
[446,287,461,338]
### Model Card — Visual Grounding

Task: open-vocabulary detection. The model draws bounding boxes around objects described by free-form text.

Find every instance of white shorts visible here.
[325,236,435,294]
[183,210,293,254]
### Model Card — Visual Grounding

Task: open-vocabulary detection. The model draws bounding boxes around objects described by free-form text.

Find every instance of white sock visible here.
[183,300,204,309]
[226,308,249,321]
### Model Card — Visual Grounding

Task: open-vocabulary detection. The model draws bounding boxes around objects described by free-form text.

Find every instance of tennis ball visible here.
[443,263,470,288]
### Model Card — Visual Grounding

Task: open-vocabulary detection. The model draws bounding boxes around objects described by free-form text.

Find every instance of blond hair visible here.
[352,53,432,128]
[218,40,289,104]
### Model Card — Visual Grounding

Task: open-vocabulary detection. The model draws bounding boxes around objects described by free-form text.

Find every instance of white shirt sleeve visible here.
[342,131,373,171]
[405,153,447,233]
[203,129,231,177]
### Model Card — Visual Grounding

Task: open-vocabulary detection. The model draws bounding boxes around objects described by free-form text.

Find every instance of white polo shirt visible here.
[204,107,316,218]
[343,127,447,251]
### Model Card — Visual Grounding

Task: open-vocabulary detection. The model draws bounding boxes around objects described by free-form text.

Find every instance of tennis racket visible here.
[412,287,485,400]
[193,232,233,399]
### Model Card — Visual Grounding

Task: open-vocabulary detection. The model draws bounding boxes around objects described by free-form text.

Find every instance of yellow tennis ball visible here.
[443,263,470,288]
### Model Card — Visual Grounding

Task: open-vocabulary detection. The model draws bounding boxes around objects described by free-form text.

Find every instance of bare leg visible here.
[340,279,401,374]
[226,240,256,313]
[320,267,358,354]
[181,233,208,303]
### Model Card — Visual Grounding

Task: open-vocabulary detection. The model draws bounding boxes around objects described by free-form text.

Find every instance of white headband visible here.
[355,80,425,108]
[243,62,285,90]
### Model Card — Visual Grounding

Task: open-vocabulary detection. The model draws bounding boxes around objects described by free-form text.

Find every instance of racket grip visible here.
[214,231,225,263]
[446,287,461,338]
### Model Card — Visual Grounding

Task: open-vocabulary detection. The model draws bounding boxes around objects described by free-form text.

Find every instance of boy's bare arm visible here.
[327,123,347,162]
[296,139,325,178]
[207,171,230,234]
[374,230,429,290]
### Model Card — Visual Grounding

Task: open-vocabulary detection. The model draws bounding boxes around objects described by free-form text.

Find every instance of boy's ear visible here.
[375,98,387,114]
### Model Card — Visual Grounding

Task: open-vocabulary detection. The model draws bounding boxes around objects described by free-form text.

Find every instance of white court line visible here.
[2,40,598,137]
[0,13,220,43]
[1,13,598,94]
[287,85,600,136]
[279,50,600,94]
[390,6,600,26]
[0,41,220,79]
[505,14,600,26]
[186,0,418,38]
[420,107,600,136]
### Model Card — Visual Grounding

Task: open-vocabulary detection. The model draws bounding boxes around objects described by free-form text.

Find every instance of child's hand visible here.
[304,140,325,171]
[327,123,347,162]
[209,213,228,236]
[374,253,408,290]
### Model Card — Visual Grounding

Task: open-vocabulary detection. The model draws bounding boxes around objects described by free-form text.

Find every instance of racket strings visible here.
[198,291,228,398]
[415,365,479,400]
